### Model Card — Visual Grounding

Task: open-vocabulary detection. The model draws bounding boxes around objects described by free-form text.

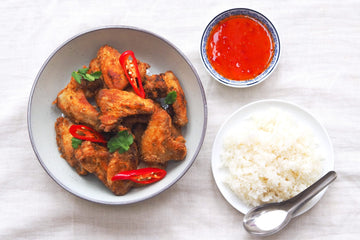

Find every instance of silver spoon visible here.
[243,171,337,236]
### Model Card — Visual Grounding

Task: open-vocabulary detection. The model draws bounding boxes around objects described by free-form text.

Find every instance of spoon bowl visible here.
[243,171,337,236]
[244,208,291,236]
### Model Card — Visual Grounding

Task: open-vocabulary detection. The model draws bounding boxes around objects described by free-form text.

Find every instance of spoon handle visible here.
[287,171,337,213]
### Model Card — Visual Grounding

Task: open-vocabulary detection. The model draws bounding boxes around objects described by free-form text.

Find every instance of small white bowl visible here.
[200,8,280,88]
[28,26,207,205]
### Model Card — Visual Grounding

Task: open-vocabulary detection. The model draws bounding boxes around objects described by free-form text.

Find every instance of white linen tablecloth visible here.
[1,0,359,239]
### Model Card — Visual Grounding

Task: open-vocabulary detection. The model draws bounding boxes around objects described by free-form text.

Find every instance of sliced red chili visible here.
[119,50,146,98]
[69,124,107,143]
[111,168,167,184]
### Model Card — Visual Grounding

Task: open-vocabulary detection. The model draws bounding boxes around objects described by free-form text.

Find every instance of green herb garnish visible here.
[164,91,177,105]
[72,67,102,84]
[71,137,83,149]
[107,130,134,153]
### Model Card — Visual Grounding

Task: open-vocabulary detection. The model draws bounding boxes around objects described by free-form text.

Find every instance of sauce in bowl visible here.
[206,15,275,81]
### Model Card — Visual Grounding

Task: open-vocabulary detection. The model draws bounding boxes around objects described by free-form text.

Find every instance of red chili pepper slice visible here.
[69,124,107,143]
[119,50,146,98]
[111,168,167,184]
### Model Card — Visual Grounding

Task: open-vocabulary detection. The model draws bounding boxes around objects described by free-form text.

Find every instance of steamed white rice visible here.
[221,108,323,207]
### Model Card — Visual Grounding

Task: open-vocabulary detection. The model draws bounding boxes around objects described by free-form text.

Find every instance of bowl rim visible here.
[27,25,208,204]
[200,8,281,88]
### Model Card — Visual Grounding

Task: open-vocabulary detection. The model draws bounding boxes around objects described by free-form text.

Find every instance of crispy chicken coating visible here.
[96,45,150,90]
[162,71,188,127]
[96,89,155,132]
[55,117,88,175]
[55,78,100,130]
[75,141,109,182]
[143,74,168,99]
[89,57,101,73]
[140,104,187,164]
[107,148,138,195]
[96,45,128,90]
[74,140,138,196]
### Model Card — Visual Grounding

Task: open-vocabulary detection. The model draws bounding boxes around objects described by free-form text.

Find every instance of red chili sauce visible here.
[206,15,275,81]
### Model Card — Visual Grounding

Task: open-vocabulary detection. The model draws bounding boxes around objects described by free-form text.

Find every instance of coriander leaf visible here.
[71,137,83,149]
[107,130,134,153]
[72,67,102,83]
[78,67,89,74]
[72,71,82,84]
[91,71,102,79]
[164,91,177,105]
[84,73,95,81]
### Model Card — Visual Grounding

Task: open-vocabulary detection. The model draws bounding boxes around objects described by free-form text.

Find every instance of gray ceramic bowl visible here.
[200,8,280,88]
[28,26,207,205]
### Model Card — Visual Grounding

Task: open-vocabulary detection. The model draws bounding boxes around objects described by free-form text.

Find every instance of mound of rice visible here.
[221,108,323,207]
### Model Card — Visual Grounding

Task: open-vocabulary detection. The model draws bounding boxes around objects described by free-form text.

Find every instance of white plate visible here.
[211,99,334,216]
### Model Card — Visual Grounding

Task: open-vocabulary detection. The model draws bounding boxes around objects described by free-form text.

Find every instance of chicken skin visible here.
[74,140,138,196]
[55,77,100,130]
[143,74,168,100]
[96,89,155,132]
[140,104,187,164]
[96,45,150,90]
[96,45,128,90]
[162,71,188,127]
[55,117,88,175]
[106,148,138,195]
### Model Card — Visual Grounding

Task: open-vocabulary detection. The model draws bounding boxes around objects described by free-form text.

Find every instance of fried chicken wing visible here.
[55,117,88,175]
[54,45,189,196]
[162,71,188,127]
[107,147,138,195]
[74,141,109,182]
[96,89,155,132]
[96,45,150,90]
[55,78,100,130]
[140,104,187,164]
[143,74,168,99]
[74,140,138,195]
[89,56,101,73]
[96,45,128,90]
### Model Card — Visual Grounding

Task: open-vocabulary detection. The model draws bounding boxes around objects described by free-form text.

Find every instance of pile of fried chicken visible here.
[54,45,187,195]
